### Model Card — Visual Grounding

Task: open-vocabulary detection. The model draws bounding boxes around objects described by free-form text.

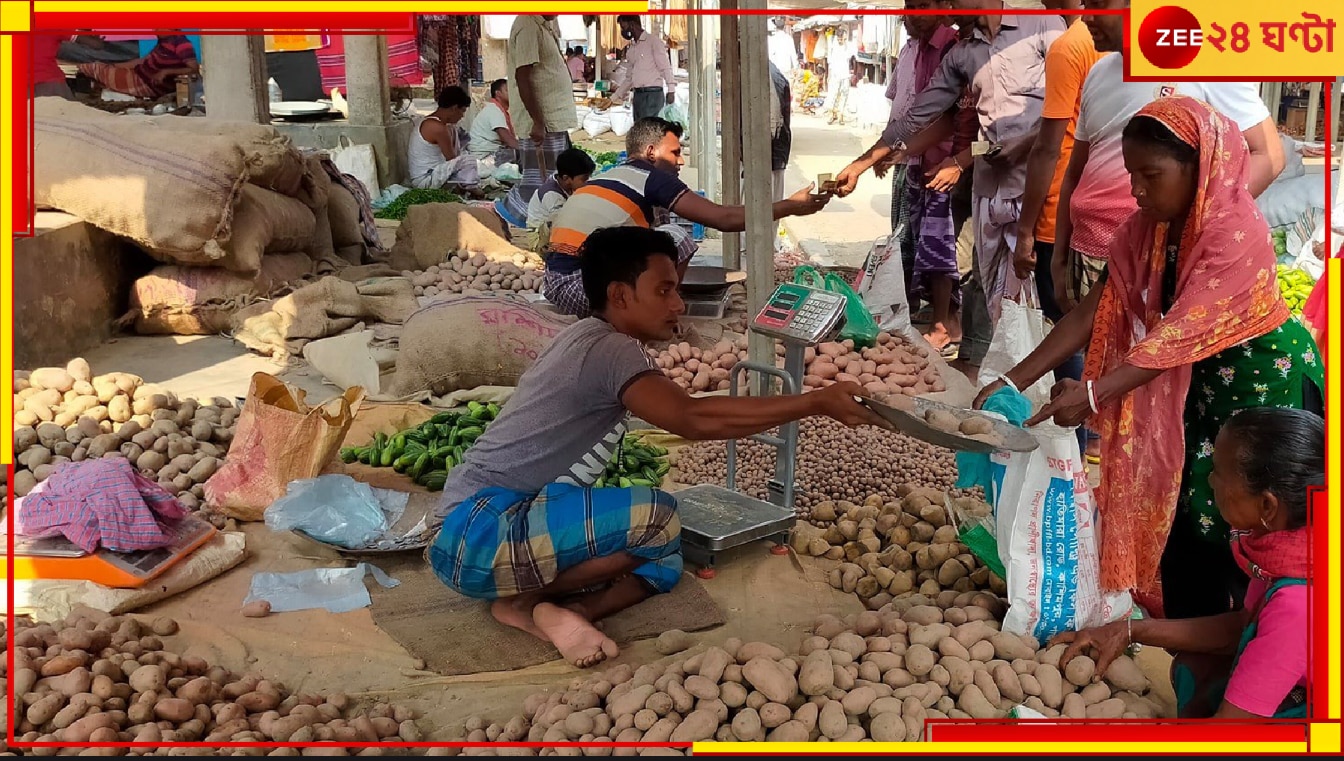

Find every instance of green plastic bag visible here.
[791,266,879,348]
[824,272,879,348]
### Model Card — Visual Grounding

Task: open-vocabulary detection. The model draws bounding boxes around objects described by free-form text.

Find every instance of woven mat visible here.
[368,558,726,675]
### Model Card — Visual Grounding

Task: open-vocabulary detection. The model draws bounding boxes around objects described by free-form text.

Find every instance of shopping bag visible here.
[659,103,688,129]
[990,422,1132,642]
[328,135,380,199]
[853,234,914,336]
[824,272,880,348]
[978,277,1053,406]
[204,373,366,521]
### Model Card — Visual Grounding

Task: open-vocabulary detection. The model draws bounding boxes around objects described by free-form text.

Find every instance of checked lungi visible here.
[498,131,573,228]
[903,158,960,308]
[77,62,164,99]
[429,483,683,600]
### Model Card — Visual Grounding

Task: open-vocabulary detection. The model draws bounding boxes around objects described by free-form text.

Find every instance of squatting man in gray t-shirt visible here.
[428,226,890,668]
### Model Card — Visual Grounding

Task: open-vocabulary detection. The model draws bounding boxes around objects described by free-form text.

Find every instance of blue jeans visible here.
[1035,241,1087,454]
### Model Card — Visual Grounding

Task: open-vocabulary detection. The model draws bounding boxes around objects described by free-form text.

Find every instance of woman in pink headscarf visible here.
[977,96,1323,620]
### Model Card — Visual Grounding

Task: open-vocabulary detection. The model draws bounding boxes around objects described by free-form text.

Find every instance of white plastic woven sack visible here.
[853,235,914,338]
[609,105,635,137]
[328,135,380,199]
[582,110,611,139]
[990,422,1132,642]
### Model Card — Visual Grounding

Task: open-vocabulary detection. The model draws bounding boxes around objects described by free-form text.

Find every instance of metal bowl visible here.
[862,396,1039,453]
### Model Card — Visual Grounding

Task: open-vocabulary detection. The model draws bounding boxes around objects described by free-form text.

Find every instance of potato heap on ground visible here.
[789,489,1004,611]
[404,250,544,299]
[2,612,436,757]
[649,332,945,398]
[451,604,1160,753]
[673,418,958,516]
[12,361,236,510]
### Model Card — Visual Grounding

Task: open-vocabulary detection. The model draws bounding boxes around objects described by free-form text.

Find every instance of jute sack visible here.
[301,156,337,258]
[34,98,247,258]
[129,253,315,336]
[328,184,364,248]
[204,373,366,521]
[231,276,419,359]
[117,113,307,197]
[388,295,575,396]
[388,202,520,271]
[146,185,317,271]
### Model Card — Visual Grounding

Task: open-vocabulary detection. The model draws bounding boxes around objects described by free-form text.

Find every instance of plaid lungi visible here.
[543,224,698,318]
[429,483,682,600]
[904,164,959,307]
[77,62,163,99]
[1065,248,1108,304]
[499,131,573,227]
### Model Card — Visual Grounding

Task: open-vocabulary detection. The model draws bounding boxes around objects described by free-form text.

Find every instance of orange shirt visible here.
[1036,20,1104,244]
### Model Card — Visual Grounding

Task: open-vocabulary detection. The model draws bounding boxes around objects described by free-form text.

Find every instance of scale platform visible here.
[675,484,796,577]
[0,514,217,589]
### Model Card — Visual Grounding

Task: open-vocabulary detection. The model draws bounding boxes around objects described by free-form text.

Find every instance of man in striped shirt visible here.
[77,35,197,100]
[543,117,831,318]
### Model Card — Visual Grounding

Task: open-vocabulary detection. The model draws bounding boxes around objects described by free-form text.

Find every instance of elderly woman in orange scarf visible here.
[975,96,1324,622]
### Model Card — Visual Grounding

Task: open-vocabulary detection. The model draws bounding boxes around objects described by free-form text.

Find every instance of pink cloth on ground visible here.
[1223,578,1309,716]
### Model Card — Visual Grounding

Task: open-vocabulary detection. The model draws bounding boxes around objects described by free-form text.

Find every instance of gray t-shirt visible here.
[438,318,659,513]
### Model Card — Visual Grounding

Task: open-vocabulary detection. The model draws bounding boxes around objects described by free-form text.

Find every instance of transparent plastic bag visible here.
[263,474,405,549]
[244,563,400,614]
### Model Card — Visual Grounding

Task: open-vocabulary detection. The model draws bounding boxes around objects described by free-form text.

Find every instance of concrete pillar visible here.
[1305,81,1322,143]
[720,0,743,268]
[1331,78,1342,146]
[688,0,718,205]
[200,35,269,124]
[738,4,775,373]
[343,35,391,127]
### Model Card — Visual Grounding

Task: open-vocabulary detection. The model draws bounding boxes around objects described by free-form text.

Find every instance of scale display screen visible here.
[751,284,847,345]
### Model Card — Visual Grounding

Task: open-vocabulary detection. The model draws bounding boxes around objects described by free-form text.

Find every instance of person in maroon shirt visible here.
[77,35,197,100]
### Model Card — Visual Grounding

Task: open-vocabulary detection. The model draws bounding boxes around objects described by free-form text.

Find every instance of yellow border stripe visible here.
[1328,255,1341,722]
[34,2,648,12]
[1,32,12,465]
[693,742,1309,754]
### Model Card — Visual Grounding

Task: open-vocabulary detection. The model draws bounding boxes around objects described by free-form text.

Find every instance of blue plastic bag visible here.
[955,386,1033,496]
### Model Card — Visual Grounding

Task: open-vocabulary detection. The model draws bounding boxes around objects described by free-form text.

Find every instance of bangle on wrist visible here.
[998,374,1019,393]
[1086,380,1099,414]
[952,155,964,171]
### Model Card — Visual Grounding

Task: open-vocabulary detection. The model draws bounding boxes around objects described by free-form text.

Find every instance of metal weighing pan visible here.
[680,266,746,295]
[862,395,1039,454]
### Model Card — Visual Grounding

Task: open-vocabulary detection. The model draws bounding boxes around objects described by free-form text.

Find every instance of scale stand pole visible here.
[726,360,799,511]
[769,342,806,509]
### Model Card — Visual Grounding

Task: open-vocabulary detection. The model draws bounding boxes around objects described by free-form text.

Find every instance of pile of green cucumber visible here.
[339,402,673,492]
[339,401,501,491]
[595,437,671,488]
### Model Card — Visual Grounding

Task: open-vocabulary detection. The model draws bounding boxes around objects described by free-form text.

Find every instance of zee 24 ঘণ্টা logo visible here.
[1136,5,1336,70]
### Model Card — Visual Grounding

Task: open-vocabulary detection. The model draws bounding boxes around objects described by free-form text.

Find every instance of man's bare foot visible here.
[490,598,549,642]
[533,602,619,668]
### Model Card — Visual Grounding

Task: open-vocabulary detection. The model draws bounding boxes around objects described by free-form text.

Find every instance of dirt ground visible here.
[49,334,1175,738]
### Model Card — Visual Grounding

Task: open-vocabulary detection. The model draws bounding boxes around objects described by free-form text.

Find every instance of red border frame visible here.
[5,7,1337,753]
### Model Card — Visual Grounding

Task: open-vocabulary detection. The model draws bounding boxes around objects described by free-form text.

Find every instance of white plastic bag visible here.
[979,278,1053,406]
[328,135,380,199]
[244,563,400,614]
[854,235,914,337]
[990,423,1132,642]
[582,110,612,139]
[263,474,407,549]
[609,105,635,137]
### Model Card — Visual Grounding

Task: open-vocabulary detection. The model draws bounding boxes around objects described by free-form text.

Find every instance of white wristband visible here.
[1086,380,1100,414]
[998,374,1019,393]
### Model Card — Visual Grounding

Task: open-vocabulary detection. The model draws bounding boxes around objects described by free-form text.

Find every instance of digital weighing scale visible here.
[678,283,848,577]
[0,514,217,589]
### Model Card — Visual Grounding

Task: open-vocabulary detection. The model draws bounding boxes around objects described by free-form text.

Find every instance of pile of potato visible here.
[649,332,946,398]
[789,489,1004,612]
[673,418,958,517]
[404,250,544,299]
[2,612,442,757]
[452,604,1160,751]
[12,360,236,509]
